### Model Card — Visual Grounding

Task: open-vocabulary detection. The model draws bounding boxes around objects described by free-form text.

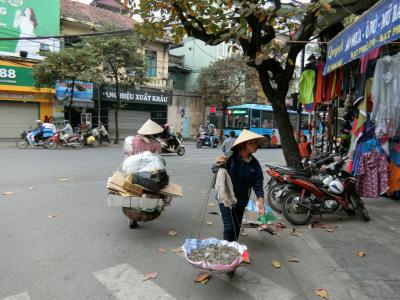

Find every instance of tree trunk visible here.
[68,79,76,124]
[114,73,120,144]
[257,71,302,169]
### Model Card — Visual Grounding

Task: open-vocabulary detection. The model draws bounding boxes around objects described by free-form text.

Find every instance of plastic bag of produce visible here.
[122,151,166,174]
[123,136,134,156]
[182,238,247,273]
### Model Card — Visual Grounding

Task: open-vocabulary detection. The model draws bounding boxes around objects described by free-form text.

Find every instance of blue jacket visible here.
[214,153,264,208]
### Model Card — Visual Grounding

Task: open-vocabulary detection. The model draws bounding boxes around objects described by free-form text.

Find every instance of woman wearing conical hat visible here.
[214,129,265,242]
[131,119,163,155]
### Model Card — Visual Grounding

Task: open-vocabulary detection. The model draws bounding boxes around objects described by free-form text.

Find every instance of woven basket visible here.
[122,207,162,222]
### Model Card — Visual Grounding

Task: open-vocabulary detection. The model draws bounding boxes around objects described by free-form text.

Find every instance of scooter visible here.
[280,157,370,225]
[196,132,219,148]
[16,129,56,150]
[51,131,84,149]
[159,134,185,156]
[264,153,335,212]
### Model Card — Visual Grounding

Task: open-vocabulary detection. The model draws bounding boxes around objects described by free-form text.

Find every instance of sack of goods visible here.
[122,151,166,174]
[182,238,248,273]
[132,170,169,193]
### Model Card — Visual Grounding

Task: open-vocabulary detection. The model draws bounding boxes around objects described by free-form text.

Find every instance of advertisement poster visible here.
[56,81,94,101]
[0,0,60,58]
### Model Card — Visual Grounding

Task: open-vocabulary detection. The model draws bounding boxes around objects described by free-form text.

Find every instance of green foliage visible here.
[83,28,146,91]
[197,55,250,105]
[32,45,99,88]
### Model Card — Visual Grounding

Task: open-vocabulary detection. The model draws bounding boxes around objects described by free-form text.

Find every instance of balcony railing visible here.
[146,77,173,89]
[169,55,185,68]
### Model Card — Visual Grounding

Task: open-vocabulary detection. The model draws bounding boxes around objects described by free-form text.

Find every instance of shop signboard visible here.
[0,0,60,58]
[56,81,94,101]
[324,0,400,75]
[0,62,35,86]
[100,85,172,105]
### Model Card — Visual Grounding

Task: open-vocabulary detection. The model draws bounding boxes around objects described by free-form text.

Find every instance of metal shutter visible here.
[0,102,39,138]
[108,109,150,138]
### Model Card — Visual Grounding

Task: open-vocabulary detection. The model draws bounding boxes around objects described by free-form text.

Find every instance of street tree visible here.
[197,55,252,135]
[33,46,99,123]
[133,0,378,168]
[85,32,146,144]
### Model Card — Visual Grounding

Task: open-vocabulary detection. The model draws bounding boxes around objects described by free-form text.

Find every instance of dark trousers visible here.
[219,204,245,242]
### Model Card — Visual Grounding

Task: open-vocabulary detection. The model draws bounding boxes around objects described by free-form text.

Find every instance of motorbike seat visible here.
[292,175,324,186]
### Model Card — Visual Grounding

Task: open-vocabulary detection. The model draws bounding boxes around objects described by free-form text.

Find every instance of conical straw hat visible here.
[137,119,164,135]
[231,129,265,150]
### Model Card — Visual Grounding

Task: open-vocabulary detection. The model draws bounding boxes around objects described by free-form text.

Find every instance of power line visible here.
[0,29,134,41]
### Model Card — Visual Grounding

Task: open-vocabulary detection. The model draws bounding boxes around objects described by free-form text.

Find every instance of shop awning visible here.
[324,0,400,75]
[63,98,94,108]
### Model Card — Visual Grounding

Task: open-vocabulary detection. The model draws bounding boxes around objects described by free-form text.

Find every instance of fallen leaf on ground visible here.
[315,288,329,299]
[274,222,286,229]
[289,228,297,236]
[168,230,178,237]
[157,247,167,253]
[287,256,299,262]
[240,228,247,236]
[171,247,183,253]
[272,260,281,268]
[143,272,158,281]
[206,221,213,226]
[195,272,210,283]
[208,203,216,207]
[48,214,56,219]
[356,251,366,257]
[2,192,13,196]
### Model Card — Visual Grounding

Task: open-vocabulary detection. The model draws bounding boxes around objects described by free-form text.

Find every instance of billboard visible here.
[56,81,94,101]
[0,0,60,58]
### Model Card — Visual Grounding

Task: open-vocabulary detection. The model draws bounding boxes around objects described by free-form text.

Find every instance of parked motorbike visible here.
[280,157,370,225]
[196,132,219,148]
[16,129,56,150]
[158,134,185,156]
[264,153,335,212]
[51,131,84,149]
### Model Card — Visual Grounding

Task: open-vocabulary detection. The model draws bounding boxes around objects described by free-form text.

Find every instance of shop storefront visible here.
[0,60,55,138]
[56,80,94,129]
[96,85,172,138]
[298,0,400,199]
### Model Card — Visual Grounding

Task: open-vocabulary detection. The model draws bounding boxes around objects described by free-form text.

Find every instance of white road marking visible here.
[219,267,296,300]
[93,263,175,300]
[1,293,31,300]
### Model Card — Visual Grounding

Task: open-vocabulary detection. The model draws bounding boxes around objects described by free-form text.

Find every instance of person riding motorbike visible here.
[207,124,217,147]
[33,120,44,143]
[97,121,111,144]
[60,120,73,142]
[161,124,179,150]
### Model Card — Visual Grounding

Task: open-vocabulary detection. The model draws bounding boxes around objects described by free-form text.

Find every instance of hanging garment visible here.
[360,47,380,74]
[298,69,315,104]
[357,151,389,198]
[214,168,237,208]
[371,53,400,138]
[314,61,324,104]
[389,162,400,193]
[322,71,334,102]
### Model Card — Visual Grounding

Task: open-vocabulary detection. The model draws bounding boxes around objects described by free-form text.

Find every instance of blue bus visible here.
[223,104,315,147]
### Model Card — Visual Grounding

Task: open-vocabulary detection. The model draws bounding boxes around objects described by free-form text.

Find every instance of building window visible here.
[145,50,157,77]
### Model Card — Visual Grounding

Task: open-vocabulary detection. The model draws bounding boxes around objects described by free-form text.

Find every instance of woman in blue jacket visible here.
[214,129,265,242]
